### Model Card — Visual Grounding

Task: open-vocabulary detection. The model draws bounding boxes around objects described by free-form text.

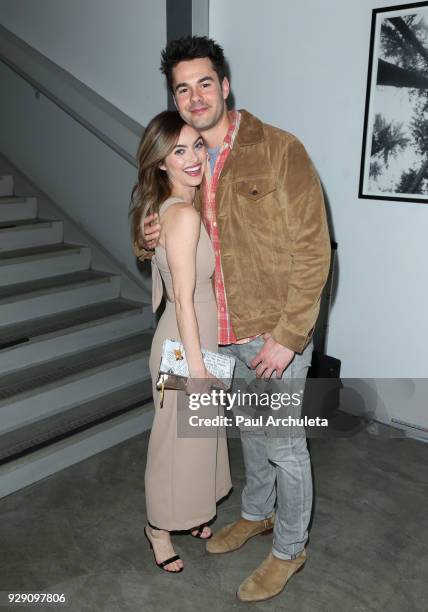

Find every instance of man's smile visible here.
[190,105,209,115]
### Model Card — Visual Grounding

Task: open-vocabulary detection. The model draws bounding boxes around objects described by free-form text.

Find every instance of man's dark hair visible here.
[160,36,228,91]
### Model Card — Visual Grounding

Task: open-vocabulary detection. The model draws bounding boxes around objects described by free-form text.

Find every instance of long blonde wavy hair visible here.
[130,110,186,246]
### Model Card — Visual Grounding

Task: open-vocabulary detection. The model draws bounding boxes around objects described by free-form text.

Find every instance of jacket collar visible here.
[214,109,265,181]
[235,109,265,146]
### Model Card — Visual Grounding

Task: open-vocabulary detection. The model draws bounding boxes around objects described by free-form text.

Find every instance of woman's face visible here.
[161,125,206,189]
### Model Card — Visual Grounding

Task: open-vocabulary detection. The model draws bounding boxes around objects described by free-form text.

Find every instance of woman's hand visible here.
[186,367,226,396]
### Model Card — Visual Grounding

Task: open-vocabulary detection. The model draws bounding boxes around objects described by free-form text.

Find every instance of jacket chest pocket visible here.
[234,177,276,203]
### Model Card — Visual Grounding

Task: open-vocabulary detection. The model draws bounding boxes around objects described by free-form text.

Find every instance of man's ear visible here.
[222,77,230,101]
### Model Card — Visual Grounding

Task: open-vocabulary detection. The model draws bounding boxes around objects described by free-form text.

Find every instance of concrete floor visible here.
[1,430,427,612]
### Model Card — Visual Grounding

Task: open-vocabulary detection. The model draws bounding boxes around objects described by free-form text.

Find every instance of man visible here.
[135,36,330,603]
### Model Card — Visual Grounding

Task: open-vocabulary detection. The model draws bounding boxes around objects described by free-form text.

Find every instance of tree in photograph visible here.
[395,113,428,194]
[369,160,383,181]
[375,13,428,195]
[396,168,420,193]
[378,16,428,89]
[396,165,428,194]
[381,16,421,69]
[377,58,428,88]
[389,17,428,64]
[409,159,428,193]
[370,113,409,165]
[381,15,428,69]
[410,113,428,154]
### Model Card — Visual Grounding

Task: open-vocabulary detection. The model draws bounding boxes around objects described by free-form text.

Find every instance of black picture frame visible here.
[359,1,428,203]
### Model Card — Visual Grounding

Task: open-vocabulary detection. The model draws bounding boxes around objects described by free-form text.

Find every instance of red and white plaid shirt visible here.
[202,111,257,346]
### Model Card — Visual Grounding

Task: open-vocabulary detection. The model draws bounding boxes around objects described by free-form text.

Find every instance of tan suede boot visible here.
[236,549,306,603]
[206,516,274,554]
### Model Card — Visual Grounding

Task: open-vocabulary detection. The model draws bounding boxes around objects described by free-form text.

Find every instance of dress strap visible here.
[158,196,187,218]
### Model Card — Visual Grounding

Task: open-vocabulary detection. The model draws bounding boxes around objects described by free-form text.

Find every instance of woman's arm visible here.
[163,204,207,378]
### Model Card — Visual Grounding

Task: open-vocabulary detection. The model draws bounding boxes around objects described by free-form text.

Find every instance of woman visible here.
[130,111,231,573]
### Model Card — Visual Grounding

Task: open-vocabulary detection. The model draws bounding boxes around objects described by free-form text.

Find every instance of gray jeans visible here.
[220,337,313,560]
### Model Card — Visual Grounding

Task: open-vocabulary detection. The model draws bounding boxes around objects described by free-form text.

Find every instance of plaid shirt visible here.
[202,111,257,345]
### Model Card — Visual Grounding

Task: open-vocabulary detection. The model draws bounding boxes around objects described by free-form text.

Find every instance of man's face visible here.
[172,57,229,132]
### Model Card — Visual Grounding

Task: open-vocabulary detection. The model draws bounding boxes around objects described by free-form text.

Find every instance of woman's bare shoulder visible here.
[162,201,200,225]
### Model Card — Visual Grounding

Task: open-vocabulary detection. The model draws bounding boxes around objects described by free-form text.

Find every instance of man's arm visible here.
[271,136,331,352]
[251,136,330,378]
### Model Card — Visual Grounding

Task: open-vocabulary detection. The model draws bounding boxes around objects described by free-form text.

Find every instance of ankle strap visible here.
[148,521,162,531]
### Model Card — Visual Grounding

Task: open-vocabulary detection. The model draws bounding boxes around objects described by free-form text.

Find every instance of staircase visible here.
[0,173,154,498]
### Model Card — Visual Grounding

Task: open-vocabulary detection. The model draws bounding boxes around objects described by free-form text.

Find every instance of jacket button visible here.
[251,189,258,195]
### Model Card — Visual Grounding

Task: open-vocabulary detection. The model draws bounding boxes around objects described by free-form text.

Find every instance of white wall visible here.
[0,1,166,302]
[210,0,428,379]
[0,0,166,125]
[0,61,152,302]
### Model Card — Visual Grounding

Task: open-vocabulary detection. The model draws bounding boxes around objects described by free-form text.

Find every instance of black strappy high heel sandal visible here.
[191,525,213,539]
[144,527,183,573]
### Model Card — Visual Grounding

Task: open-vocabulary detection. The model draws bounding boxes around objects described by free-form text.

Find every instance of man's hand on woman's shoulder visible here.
[140,212,161,250]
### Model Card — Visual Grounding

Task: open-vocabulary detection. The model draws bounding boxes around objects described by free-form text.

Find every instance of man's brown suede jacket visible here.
[134,110,331,354]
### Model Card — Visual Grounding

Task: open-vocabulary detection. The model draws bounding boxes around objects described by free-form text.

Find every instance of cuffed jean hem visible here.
[272,546,305,561]
[241,510,274,522]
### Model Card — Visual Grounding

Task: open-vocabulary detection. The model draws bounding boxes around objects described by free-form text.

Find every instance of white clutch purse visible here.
[156,339,236,406]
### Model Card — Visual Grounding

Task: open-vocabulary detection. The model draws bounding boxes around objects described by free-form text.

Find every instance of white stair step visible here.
[0,380,152,462]
[0,299,152,374]
[0,196,37,221]
[0,218,63,251]
[0,401,154,499]
[0,270,121,327]
[0,332,152,435]
[0,243,91,286]
[0,175,14,197]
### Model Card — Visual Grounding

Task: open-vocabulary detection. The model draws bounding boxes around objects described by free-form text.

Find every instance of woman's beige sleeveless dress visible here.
[145,197,232,531]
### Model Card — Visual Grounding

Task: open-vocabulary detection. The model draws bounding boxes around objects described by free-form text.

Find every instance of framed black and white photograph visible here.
[359,1,428,203]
